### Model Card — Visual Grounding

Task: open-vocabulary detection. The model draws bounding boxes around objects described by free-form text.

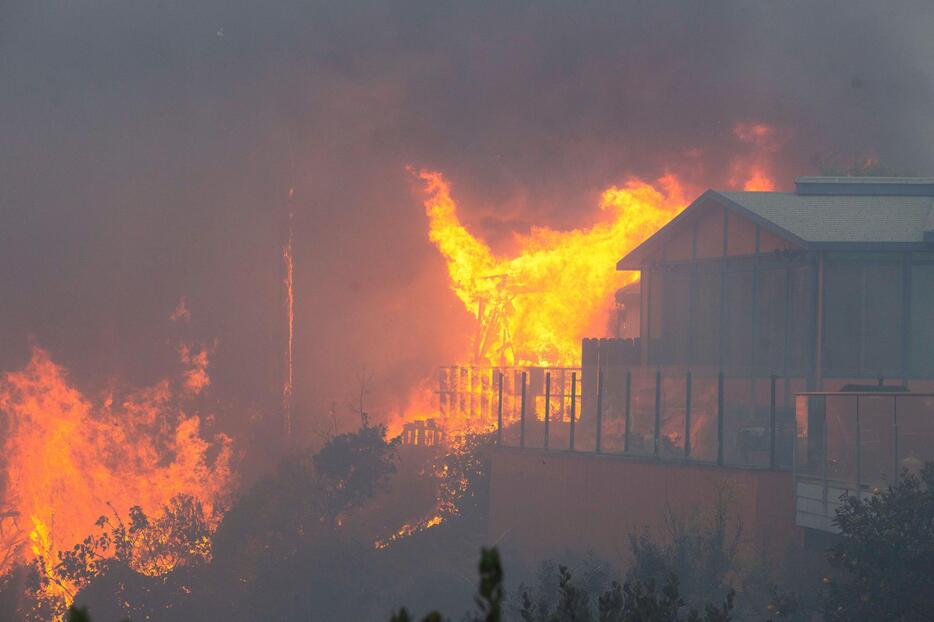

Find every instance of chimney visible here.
[795,176,934,197]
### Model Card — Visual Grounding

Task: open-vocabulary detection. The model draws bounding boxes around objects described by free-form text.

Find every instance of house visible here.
[488,177,934,564]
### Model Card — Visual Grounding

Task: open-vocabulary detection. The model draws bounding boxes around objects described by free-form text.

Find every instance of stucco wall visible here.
[488,448,798,568]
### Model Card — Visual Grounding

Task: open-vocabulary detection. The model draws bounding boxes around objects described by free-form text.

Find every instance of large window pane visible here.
[628,368,657,456]
[723,270,754,367]
[693,268,721,364]
[601,364,628,454]
[797,395,825,477]
[689,371,719,462]
[910,264,934,375]
[787,265,813,373]
[823,261,860,373]
[662,267,691,363]
[858,396,895,486]
[825,396,857,484]
[755,268,788,370]
[648,269,663,363]
[659,370,686,459]
[574,372,598,453]
[896,395,934,473]
[722,377,753,466]
[862,263,903,374]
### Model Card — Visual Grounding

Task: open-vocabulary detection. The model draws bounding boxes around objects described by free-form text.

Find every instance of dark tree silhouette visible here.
[824,463,934,621]
[313,421,398,529]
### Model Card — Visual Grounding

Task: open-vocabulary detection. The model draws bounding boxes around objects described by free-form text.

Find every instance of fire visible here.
[419,168,690,368]
[0,346,233,609]
[731,122,781,191]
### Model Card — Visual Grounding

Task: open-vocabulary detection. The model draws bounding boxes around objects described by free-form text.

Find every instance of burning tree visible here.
[0,346,233,618]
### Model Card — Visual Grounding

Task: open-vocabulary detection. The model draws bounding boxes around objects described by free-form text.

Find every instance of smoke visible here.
[1,0,933,470]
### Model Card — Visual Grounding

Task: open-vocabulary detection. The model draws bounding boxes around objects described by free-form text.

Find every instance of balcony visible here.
[794,391,934,533]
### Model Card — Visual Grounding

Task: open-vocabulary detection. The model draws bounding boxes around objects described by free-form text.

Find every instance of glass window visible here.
[659,371,686,459]
[648,269,663,362]
[858,395,895,486]
[661,267,691,363]
[627,368,657,456]
[825,395,858,483]
[722,377,755,466]
[692,268,721,364]
[862,263,903,373]
[723,269,754,367]
[755,268,787,370]
[689,371,719,462]
[823,261,861,373]
[787,265,814,373]
[896,395,934,473]
[600,365,629,454]
[910,264,934,375]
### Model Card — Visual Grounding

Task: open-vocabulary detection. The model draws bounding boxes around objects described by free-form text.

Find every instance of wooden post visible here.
[544,372,551,450]
[520,371,527,449]
[595,368,604,454]
[685,371,693,459]
[624,370,632,453]
[769,374,777,469]
[717,372,725,466]
[496,370,503,445]
[654,368,662,458]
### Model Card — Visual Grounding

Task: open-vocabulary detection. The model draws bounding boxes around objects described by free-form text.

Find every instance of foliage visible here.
[57,495,212,585]
[434,432,493,523]
[824,463,934,621]
[313,420,399,527]
[817,155,907,177]
[391,546,503,622]
[519,566,733,622]
[626,501,739,613]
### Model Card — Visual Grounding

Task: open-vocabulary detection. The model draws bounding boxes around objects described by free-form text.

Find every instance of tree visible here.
[391,546,503,622]
[626,500,739,614]
[520,567,733,622]
[824,463,934,621]
[313,420,398,529]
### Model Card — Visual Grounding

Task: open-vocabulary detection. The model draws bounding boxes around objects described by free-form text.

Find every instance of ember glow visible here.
[0,346,233,608]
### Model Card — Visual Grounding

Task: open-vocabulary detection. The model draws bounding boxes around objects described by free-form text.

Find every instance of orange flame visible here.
[419,169,689,368]
[730,122,781,191]
[0,346,233,607]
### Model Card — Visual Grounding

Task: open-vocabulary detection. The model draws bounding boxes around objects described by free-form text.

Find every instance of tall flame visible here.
[0,346,233,607]
[418,169,689,367]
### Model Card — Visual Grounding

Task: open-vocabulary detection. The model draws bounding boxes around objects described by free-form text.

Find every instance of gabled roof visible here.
[618,180,934,270]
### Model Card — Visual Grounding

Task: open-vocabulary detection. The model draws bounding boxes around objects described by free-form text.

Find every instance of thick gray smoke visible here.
[1,0,932,471]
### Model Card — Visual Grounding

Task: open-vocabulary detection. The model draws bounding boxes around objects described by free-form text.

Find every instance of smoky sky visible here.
[1,1,933,469]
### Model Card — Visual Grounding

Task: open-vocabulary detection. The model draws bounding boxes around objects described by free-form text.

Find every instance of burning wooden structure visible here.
[399,419,446,447]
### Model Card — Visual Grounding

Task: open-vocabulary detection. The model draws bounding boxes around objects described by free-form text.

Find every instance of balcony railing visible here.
[491,365,803,470]
[793,391,934,532]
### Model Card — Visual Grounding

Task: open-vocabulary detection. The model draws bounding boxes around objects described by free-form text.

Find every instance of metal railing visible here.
[496,365,803,470]
[794,392,934,489]
[793,391,934,531]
